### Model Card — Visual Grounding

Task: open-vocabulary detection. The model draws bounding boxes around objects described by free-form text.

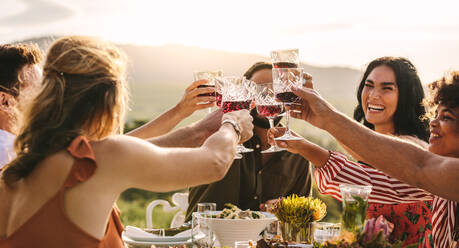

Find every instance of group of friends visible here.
[0,36,457,247]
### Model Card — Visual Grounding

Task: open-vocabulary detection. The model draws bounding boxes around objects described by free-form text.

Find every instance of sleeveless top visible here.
[0,136,125,248]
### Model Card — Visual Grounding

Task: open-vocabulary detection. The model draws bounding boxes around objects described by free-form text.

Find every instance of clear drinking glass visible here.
[272,67,304,141]
[193,70,223,112]
[220,76,254,159]
[255,83,286,153]
[271,49,299,68]
[313,222,341,243]
[339,184,372,233]
[192,202,216,247]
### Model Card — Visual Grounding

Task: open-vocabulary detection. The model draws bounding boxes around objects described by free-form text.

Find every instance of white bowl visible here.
[201,211,277,247]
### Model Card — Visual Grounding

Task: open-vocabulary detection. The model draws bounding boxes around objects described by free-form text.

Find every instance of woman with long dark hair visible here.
[271,57,433,246]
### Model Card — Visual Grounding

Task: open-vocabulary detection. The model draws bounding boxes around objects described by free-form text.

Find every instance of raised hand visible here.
[176,79,216,118]
[288,80,336,129]
[222,109,253,143]
[267,127,304,154]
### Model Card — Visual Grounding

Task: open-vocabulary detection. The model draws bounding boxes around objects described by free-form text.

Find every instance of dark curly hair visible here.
[424,71,459,117]
[353,57,429,142]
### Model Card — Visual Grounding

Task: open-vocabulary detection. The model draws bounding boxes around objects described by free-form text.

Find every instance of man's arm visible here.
[147,110,223,148]
[290,86,459,201]
[127,79,216,139]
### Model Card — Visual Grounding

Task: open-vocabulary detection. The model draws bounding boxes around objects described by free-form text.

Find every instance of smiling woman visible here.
[425,71,459,157]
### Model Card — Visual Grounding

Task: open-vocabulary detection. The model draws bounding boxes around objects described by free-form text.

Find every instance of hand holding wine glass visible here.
[222,109,254,143]
[287,85,337,130]
[220,76,255,158]
[176,79,216,118]
[267,127,304,154]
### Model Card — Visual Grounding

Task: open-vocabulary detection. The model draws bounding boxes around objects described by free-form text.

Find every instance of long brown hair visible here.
[353,57,429,142]
[1,36,128,187]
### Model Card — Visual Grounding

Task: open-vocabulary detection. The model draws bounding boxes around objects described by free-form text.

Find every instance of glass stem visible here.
[268,118,278,148]
[285,104,291,135]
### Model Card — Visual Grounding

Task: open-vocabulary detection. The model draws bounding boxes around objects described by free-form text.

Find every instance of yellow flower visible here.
[273,194,327,224]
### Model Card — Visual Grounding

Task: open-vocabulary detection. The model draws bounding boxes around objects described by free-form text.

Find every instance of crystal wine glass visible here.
[220,76,254,159]
[255,83,286,153]
[272,67,304,140]
[194,70,223,112]
[271,49,299,68]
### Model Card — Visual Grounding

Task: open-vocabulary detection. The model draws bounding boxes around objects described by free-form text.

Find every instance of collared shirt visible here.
[186,134,312,219]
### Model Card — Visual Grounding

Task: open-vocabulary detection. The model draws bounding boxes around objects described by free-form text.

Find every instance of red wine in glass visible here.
[276,92,298,103]
[273,62,298,68]
[197,84,216,97]
[256,105,283,117]
[222,100,252,113]
[215,92,222,107]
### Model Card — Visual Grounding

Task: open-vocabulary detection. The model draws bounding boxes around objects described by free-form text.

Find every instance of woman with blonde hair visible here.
[0,36,253,247]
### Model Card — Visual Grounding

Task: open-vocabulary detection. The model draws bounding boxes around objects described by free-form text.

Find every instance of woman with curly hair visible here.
[270,70,459,247]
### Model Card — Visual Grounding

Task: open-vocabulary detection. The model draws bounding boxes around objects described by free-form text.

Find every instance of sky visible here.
[1,0,459,83]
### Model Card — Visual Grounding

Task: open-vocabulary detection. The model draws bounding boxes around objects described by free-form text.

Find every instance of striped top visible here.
[315,151,457,248]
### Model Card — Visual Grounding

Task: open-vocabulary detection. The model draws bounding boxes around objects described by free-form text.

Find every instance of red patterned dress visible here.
[315,151,457,248]
[367,201,433,247]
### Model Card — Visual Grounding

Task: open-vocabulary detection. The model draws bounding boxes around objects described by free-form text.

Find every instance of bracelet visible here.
[221,119,241,141]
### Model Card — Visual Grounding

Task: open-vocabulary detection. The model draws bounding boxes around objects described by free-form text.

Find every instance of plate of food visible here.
[197,204,277,247]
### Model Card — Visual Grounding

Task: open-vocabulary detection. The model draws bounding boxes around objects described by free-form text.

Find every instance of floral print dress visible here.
[367,201,434,247]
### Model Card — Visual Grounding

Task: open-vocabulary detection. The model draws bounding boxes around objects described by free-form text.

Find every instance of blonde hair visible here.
[1,36,128,186]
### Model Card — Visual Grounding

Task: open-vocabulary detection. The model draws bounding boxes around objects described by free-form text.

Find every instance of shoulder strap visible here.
[63,136,97,188]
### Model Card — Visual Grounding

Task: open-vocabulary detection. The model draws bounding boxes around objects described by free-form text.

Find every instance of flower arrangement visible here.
[273,194,327,224]
[271,194,327,243]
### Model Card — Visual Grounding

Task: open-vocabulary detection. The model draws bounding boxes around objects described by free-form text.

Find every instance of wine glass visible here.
[214,76,224,108]
[272,67,304,141]
[271,49,299,68]
[220,76,254,159]
[255,83,286,153]
[194,70,223,112]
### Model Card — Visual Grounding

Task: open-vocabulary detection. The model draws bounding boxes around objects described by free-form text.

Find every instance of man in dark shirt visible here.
[186,62,312,219]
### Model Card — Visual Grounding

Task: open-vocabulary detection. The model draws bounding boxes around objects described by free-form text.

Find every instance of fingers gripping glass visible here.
[193,70,223,112]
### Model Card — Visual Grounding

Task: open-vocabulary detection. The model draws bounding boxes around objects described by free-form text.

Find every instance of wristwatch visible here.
[221,119,241,141]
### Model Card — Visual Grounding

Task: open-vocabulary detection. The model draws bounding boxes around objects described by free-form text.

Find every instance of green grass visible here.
[117,184,342,228]
[117,189,184,228]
